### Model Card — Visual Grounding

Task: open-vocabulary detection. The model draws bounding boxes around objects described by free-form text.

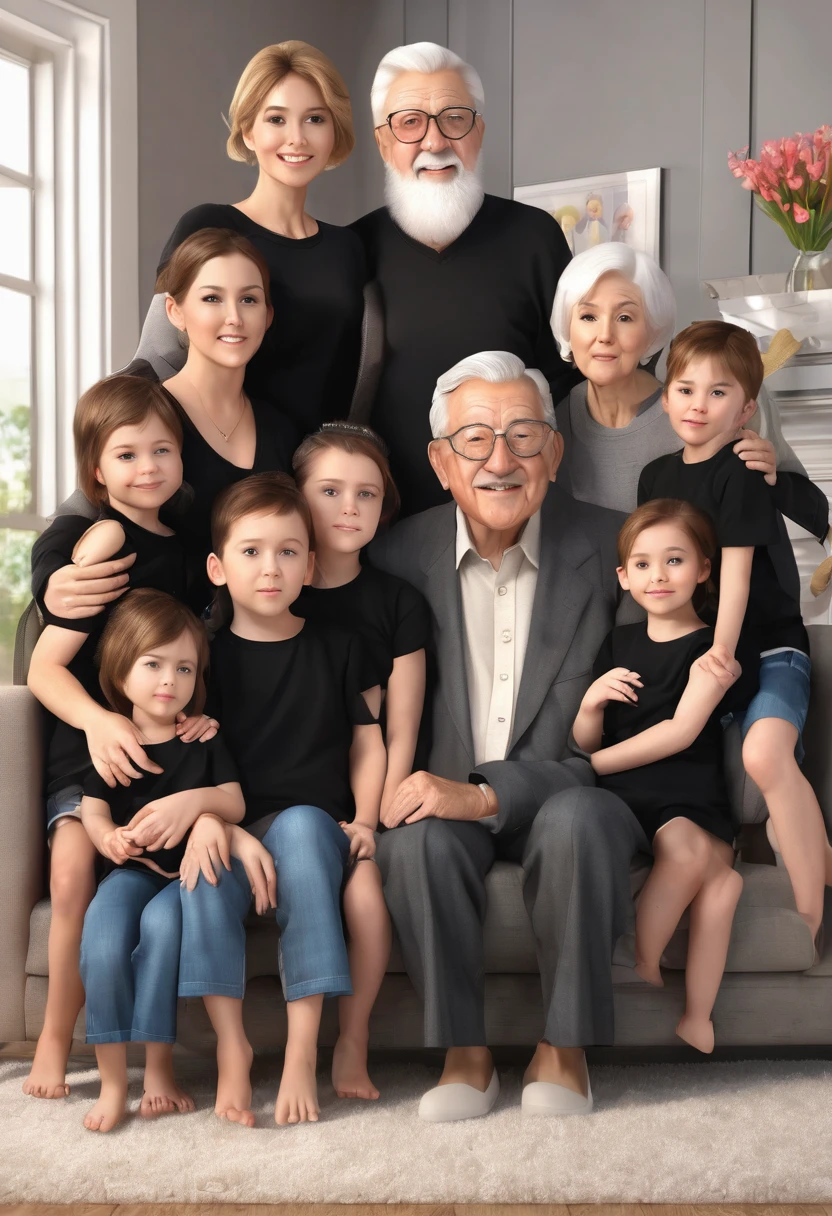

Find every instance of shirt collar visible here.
[455,504,542,571]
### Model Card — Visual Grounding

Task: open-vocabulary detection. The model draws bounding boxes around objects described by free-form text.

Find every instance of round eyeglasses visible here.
[380,106,478,144]
[439,420,555,461]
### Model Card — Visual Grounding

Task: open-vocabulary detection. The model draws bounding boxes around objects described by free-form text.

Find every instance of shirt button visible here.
[500,672,508,681]
[497,716,505,723]
[502,630,512,643]
[498,586,507,596]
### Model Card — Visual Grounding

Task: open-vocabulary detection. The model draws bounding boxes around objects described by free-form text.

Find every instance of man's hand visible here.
[100,825,143,867]
[227,825,277,916]
[86,710,161,788]
[124,793,193,852]
[579,668,643,714]
[175,712,219,743]
[340,820,376,860]
[381,771,491,828]
[734,429,776,486]
[695,645,741,684]
[179,813,232,891]
[42,551,136,620]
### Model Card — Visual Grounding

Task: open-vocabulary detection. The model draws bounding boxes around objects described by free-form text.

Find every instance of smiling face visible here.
[165,252,271,369]
[242,72,336,188]
[121,629,199,724]
[375,68,483,180]
[300,448,384,558]
[663,354,757,461]
[95,416,183,514]
[207,509,314,627]
[428,376,562,540]
[617,521,710,616]
[569,272,652,386]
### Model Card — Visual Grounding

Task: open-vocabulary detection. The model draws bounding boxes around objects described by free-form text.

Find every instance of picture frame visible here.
[514,167,662,263]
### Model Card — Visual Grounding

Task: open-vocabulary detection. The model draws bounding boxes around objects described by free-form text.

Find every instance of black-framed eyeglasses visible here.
[379,106,478,144]
[438,420,555,461]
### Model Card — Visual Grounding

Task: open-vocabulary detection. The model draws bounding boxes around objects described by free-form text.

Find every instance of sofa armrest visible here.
[0,685,45,1039]
[804,625,832,838]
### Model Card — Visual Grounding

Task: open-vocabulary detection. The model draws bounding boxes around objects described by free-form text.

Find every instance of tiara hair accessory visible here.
[320,420,390,458]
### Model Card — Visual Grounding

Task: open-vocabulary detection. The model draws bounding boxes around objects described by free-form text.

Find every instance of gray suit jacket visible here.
[370,483,629,836]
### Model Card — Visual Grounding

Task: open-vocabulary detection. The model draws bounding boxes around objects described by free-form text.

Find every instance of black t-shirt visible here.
[638,444,809,654]
[83,733,239,874]
[206,621,377,834]
[30,506,188,794]
[158,205,366,434]
[351,196,576,515]
[594,622,757,840]
[293,565,430,690]
[159,387,297,613]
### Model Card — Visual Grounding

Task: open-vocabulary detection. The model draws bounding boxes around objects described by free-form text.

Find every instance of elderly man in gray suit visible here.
[371,349,648,1121]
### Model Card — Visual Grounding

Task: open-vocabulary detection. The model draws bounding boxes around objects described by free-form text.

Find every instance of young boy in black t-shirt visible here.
[180,472,387,1128]
[638,320,831,949]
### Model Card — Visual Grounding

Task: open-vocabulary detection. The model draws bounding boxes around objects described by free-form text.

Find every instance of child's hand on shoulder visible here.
[71,519,126,567]
[339,820,376,860]
[693,647,741,689]
[175,711,219,743]
[580,668,642,713]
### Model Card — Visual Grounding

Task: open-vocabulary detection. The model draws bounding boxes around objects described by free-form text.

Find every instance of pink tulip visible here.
[793,204,811,223]
[806,159,826,181]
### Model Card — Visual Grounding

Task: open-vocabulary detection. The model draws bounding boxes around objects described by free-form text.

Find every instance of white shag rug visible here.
[3,1055,832,1205]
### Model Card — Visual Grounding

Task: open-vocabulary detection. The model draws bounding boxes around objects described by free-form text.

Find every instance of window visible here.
[0,0,138,682]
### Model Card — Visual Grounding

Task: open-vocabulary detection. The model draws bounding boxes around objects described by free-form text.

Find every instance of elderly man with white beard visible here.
[351,42,574,516]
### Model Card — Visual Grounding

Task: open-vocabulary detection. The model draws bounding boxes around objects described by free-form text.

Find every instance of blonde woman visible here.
[136,42,366,434]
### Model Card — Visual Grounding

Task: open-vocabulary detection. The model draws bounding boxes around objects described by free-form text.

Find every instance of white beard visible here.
[384,151,485,248]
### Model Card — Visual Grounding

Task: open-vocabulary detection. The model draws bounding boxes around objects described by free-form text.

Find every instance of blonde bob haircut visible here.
[550,244,677,364]
[226,41,354,169]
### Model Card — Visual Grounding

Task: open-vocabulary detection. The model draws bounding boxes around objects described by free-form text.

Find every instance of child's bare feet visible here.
[635,959,664,987]
[275,1044,320,1125]
[332,1034,380,1100]
[140,1047,195,1118]
[23,1033,71,1099]
[215,1035,255,1128]
[84,1077,129,1132]
[676,1014,715,1053]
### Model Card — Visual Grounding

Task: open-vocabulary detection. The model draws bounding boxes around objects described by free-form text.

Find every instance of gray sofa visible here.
[3,626,832,1054]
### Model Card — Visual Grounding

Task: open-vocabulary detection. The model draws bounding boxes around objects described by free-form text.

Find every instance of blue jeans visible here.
[178,804,352,1003]
[80,868,182,1043]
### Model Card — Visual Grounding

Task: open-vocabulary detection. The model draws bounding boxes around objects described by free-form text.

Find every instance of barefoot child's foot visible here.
[676,1014,715,1053]
[332,1035,380,1100]
[275,1045,320,1125]
[140,1045,195,1118]
[215,1035,255,1128]
[635,959,664,987]
[84,1077,129,1132]
[23,1033,71,1099]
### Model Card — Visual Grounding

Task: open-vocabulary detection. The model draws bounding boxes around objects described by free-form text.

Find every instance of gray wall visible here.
[137,0,830,323]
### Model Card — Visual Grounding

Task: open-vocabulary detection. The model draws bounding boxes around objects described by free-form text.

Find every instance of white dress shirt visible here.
[456,506,542,766]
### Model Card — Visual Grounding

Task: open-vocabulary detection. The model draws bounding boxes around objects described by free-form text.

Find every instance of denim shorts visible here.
[46,784,83,833]
[727,649,811,763]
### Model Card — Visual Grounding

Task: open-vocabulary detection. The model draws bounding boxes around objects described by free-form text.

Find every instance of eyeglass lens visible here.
[389,107,475,143]
[450,422,551,460]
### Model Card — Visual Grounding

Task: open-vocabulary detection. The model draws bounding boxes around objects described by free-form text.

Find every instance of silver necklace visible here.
[185,375,248,442]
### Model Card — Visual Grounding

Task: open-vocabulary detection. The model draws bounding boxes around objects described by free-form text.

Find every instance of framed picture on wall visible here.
[514,167,661,263]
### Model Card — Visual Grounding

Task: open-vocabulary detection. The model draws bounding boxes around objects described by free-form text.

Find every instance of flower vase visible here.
[786,249,832,293]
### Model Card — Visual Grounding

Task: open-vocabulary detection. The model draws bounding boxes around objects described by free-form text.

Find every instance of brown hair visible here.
[617,499,716,610]
[665,320,764,403]
[210,471,314,556]
[226,41,354,170]
[292,422,400,528]
[97,588,209,718]
[155,227,272,310]
[74,375,183,506]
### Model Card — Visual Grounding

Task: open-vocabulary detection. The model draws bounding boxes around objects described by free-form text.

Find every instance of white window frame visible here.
[0,0,137,517]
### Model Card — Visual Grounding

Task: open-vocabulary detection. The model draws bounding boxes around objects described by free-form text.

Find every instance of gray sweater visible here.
[555,379,806,515]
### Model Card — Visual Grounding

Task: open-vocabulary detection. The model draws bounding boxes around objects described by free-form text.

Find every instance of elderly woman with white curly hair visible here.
[550,244,827,541]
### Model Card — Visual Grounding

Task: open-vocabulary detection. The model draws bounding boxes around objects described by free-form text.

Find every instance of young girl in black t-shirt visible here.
[574,500,751,1054]
[77,589,245,1132]
[293,424,429,1100]
[24,376,213,1105]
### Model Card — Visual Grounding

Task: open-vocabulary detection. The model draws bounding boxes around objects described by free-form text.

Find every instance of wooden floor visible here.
[5,1205,832,1215]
